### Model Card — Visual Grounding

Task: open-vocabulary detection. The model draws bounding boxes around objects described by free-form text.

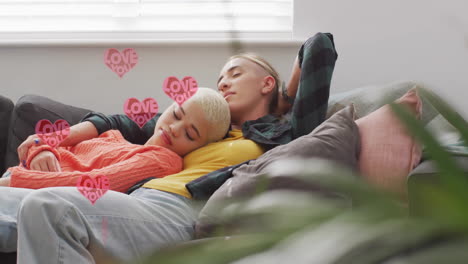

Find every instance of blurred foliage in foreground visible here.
[135,88,468,264]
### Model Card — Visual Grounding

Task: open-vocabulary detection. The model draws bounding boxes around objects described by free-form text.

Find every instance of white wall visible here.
[294,0,468,115]
[0,43,299,114]
[1,0,467,116]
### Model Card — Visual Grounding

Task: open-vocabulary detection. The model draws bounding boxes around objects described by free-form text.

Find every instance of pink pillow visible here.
[356,89,422,196]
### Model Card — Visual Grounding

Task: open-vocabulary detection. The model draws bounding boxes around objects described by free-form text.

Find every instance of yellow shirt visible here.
[142,129,264,198]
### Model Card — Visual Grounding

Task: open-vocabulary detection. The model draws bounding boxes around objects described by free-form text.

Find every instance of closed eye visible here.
[173,110,180,120]
[186,131,194,141]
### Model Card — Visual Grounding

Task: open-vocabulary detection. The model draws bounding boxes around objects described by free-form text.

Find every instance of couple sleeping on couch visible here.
[0,33,338,263]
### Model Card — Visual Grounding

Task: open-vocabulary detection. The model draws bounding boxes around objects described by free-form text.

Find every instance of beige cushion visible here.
[356,89,423,196]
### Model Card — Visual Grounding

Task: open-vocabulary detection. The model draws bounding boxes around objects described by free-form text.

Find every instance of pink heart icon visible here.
[124,97,159,128]
[104,48,138,78]
[76,175,110,205]
[35,119,70,148]
[163,76,198,106]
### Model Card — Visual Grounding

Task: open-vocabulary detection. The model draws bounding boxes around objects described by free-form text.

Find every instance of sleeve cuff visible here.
[80,112,111,135]
[26,145,61,167]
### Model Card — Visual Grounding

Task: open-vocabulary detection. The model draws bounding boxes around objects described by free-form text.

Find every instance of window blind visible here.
[0,0,293,40]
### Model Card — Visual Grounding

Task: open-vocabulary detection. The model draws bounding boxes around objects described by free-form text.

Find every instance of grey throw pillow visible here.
[196,104,361,237]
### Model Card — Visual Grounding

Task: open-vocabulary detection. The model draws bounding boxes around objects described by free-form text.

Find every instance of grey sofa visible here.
[1,81,467,262]
[0,94,92,175]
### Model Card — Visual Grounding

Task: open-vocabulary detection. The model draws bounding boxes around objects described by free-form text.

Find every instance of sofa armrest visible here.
[0,95,14,175]
[4,95,92,169]
[408,156,468,216]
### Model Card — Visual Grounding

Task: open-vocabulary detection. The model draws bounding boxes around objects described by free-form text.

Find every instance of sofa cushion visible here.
[197,105,361,236]
[424,114,466,153]
[5,95,92,169]
[356,89,423,196]
[0,95,14,175]
[327,81,438,125]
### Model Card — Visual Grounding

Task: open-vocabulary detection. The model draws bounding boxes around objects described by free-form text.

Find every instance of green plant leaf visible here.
[418,88,468,147]
[391,103,466,186]
[135,232,287,264]
[391,103,468,228]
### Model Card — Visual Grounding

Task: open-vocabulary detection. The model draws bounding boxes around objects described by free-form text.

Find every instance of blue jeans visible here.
[0,187,199,263]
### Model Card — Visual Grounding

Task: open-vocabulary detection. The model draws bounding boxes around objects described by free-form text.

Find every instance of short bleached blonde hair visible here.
[188,87,231,143]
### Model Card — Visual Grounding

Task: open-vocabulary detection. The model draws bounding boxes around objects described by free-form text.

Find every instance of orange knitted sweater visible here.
[8,130,182,192]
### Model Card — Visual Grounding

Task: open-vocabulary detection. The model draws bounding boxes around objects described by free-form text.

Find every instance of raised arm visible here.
[281,33,339,139]
[276,55,301,115]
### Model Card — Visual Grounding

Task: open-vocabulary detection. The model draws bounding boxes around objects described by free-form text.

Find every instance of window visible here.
[0,0,293,42]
